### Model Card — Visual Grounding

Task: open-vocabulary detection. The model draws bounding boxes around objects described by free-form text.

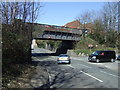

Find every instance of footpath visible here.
[6,58,49,88]
[6,48,51,88]
[6,48,78,88]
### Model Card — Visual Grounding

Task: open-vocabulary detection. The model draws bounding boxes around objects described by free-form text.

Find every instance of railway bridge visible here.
[32,23,84,55]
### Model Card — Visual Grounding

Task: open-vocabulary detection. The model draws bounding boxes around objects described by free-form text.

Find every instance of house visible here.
[64,20,93,33]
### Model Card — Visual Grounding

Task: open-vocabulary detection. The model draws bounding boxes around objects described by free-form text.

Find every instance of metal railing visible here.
[38,33,81,41]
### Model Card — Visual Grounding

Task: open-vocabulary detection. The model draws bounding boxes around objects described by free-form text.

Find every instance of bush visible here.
[36,40,46,48]
[2,23,32,87]
[74,49,91,55]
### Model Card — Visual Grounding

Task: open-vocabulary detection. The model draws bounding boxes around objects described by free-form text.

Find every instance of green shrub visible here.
[2,23,32,87]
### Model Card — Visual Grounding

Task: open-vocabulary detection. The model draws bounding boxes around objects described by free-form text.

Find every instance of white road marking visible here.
[87,62,104,65]
[100,71,120,78]
[46,68,53,85]
[80,71,103,82]
[104,65,110,68]
[79,64,92,68]
[67,65,75,68]
[72,58,83,60]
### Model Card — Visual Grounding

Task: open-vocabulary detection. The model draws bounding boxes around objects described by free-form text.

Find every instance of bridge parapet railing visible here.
[32,23,82,41]
[36,33,81,41]
[39,24,82,35]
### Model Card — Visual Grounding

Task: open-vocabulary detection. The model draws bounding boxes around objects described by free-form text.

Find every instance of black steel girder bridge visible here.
[32,23,83,55]
[33,24,82,41]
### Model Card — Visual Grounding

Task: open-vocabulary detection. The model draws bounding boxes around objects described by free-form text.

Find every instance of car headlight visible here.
[92,56,96,59]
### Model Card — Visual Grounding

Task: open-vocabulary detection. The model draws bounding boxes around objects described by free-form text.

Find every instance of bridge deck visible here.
[32,23,83,41]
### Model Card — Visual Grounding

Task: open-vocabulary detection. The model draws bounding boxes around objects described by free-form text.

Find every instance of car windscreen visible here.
[59,55,69,57]
[92,51,101,55]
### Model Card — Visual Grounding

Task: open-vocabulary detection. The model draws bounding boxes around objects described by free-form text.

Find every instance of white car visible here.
[57,54,71,64]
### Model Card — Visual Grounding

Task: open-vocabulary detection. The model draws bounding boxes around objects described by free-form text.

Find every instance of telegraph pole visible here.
[118,1,120,53]
[118,1,120,33]
[83,21,86,40]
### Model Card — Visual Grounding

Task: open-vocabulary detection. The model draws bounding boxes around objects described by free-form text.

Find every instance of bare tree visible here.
[102,2,118,31]
[2,1,41,24]
[2,1,42,63]
[76,10,94,40]
[118,1,120,33]
[1,2,9,24]
[76,10,93,29]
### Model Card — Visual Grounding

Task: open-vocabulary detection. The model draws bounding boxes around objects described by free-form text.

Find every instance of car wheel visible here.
[68,61,71,64]
[88,57,91,62]
[88,60,91,62]
[96,59,99,63]
[111,59,115,62]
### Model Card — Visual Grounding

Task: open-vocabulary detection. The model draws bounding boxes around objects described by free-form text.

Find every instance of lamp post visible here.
[118,1,120,33]
[83,21,87,40]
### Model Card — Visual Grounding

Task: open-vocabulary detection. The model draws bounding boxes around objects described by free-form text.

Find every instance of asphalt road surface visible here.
[32,47,120,89]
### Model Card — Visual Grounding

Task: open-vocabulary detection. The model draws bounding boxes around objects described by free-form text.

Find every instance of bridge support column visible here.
[31,39,38,49]
[45,43,51,50]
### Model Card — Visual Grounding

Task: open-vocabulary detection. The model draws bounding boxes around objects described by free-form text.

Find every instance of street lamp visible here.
[117,1,120,53]
[83,21,87,40]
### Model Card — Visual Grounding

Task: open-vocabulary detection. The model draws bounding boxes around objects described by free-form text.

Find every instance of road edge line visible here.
[80,71,103,82]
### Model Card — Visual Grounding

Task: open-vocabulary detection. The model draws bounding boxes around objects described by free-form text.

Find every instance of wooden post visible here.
[118,2,120,53]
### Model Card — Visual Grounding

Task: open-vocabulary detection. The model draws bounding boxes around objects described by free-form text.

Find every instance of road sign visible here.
[88,44,93,48]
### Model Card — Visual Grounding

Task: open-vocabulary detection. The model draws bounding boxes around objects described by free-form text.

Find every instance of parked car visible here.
[117,55,120,60]
[57,54,71,64]
[88,51,116,63]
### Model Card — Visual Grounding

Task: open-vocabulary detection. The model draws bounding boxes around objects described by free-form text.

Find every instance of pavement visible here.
[30,48,56,88]
[30,63,49,88]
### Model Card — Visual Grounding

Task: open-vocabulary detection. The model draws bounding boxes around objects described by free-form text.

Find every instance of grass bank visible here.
[74,37,117,56]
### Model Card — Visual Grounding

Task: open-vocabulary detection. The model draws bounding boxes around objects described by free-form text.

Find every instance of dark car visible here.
[88,51,116,63]
[117,55,120,60]
[57,54,71,64]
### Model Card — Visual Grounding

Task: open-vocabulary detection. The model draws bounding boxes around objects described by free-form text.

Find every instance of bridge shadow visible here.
[31,52,56,66]
[31,53,58,67]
